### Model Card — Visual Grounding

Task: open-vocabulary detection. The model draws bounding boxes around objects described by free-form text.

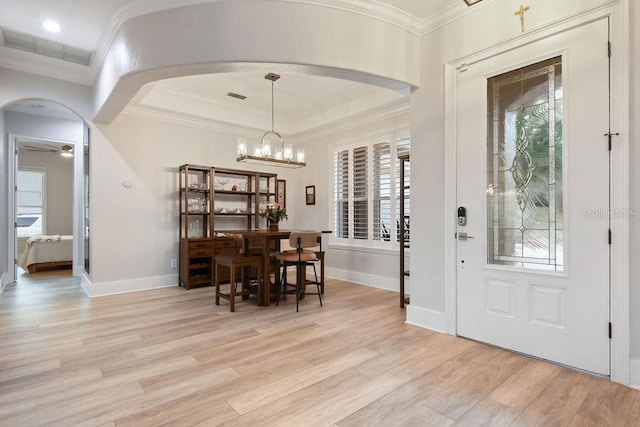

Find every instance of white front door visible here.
[456,18,610,375]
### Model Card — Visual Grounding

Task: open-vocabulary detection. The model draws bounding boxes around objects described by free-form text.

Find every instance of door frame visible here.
[6,133,85,283]
[443,4,629,384]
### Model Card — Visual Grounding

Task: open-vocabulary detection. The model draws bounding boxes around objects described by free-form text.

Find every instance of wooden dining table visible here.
[214,228,330,306]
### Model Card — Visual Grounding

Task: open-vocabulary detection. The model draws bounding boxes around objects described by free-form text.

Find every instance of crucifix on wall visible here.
[514,4,530,33]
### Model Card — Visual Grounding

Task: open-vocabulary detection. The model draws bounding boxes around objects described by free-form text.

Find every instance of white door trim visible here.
[6,134,17,284]
[6,133,84,284]
[443,2,629,384]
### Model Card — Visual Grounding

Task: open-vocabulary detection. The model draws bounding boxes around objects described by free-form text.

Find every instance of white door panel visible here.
[456,18,610,375]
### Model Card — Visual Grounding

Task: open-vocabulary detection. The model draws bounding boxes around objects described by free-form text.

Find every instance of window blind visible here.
[17,169,44,214]
[353,146,368,240]
[17,168,45,236]
[373,142,391,241]
[334,150,349,238]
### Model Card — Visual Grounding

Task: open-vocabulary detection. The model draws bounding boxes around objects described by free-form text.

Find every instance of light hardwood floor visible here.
[1,273,639,426]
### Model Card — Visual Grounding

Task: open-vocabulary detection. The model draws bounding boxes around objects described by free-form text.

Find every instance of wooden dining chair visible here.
[215,234,263,312]
[275,231,323,312]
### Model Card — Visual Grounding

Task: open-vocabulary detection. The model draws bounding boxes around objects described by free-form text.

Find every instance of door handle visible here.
[457,232,474,240]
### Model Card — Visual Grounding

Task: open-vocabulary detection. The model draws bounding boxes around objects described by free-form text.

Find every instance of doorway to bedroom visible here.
[3,99,89,289]
[15,138,74,280]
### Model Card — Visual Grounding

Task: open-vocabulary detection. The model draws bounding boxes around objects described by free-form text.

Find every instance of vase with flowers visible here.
[259,202,288,231]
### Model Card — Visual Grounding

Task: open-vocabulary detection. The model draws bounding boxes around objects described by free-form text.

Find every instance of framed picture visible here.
[305,185,316,205]
[277,179,286,208]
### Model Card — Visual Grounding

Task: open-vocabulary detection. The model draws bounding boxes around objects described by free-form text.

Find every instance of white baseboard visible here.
[324,267,400,292]
[405,305,448,334]
[79,272,92,297]
[630,359,640,390]
[80,267,398,298]
[0,272,9,292]
[83,273,179,298]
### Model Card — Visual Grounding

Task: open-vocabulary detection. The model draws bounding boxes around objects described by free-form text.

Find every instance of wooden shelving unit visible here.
[178,165,279,289]
[178,164,214,290]
[399,154,410,308]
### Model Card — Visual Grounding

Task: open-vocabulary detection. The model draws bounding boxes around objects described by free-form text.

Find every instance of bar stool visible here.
[275,231,323,312]
[215,254,262,312]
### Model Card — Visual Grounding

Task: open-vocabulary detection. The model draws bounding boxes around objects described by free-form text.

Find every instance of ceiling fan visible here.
[23,143,74,157]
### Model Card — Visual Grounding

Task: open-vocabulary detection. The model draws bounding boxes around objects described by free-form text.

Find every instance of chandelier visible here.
[237,73,306,168]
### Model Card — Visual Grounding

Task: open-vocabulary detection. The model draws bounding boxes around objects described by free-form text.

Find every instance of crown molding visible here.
[121,104,266,137]
[290,98,409,144]
[418,0,495,35]
[134,84,273,130]
[287,85,406,134]
[286,0,422,34]
[121,96,408,144]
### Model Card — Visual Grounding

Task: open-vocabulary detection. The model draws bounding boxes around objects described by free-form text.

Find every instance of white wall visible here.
[5,110,83,145]
[0,67,92,119]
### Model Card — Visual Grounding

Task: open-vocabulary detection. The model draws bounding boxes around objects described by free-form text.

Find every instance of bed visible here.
[18,235,73,273]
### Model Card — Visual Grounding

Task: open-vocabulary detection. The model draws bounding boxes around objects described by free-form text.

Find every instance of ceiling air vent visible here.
[0,27,95,66]
[227,92,247,100]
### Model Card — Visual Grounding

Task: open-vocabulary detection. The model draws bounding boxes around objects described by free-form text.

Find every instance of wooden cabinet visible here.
[179,238,213,289]
[178,165,279,289]
[399,154,410,308]
[178,164,213,289]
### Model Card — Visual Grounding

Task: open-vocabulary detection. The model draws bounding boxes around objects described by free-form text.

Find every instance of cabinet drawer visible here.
[190,249,212,258]
[190,241,212,250]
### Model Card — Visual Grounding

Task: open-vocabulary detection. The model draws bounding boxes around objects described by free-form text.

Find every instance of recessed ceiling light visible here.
[42,20,61,33]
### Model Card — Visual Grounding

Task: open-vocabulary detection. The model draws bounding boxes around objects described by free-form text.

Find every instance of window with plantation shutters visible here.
[373,141,391,241]
[334,150,349,238]
[353,146,368,240]
[332,130,409,248]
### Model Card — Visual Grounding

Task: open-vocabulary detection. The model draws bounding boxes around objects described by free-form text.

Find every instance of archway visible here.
[2,99,89,289]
